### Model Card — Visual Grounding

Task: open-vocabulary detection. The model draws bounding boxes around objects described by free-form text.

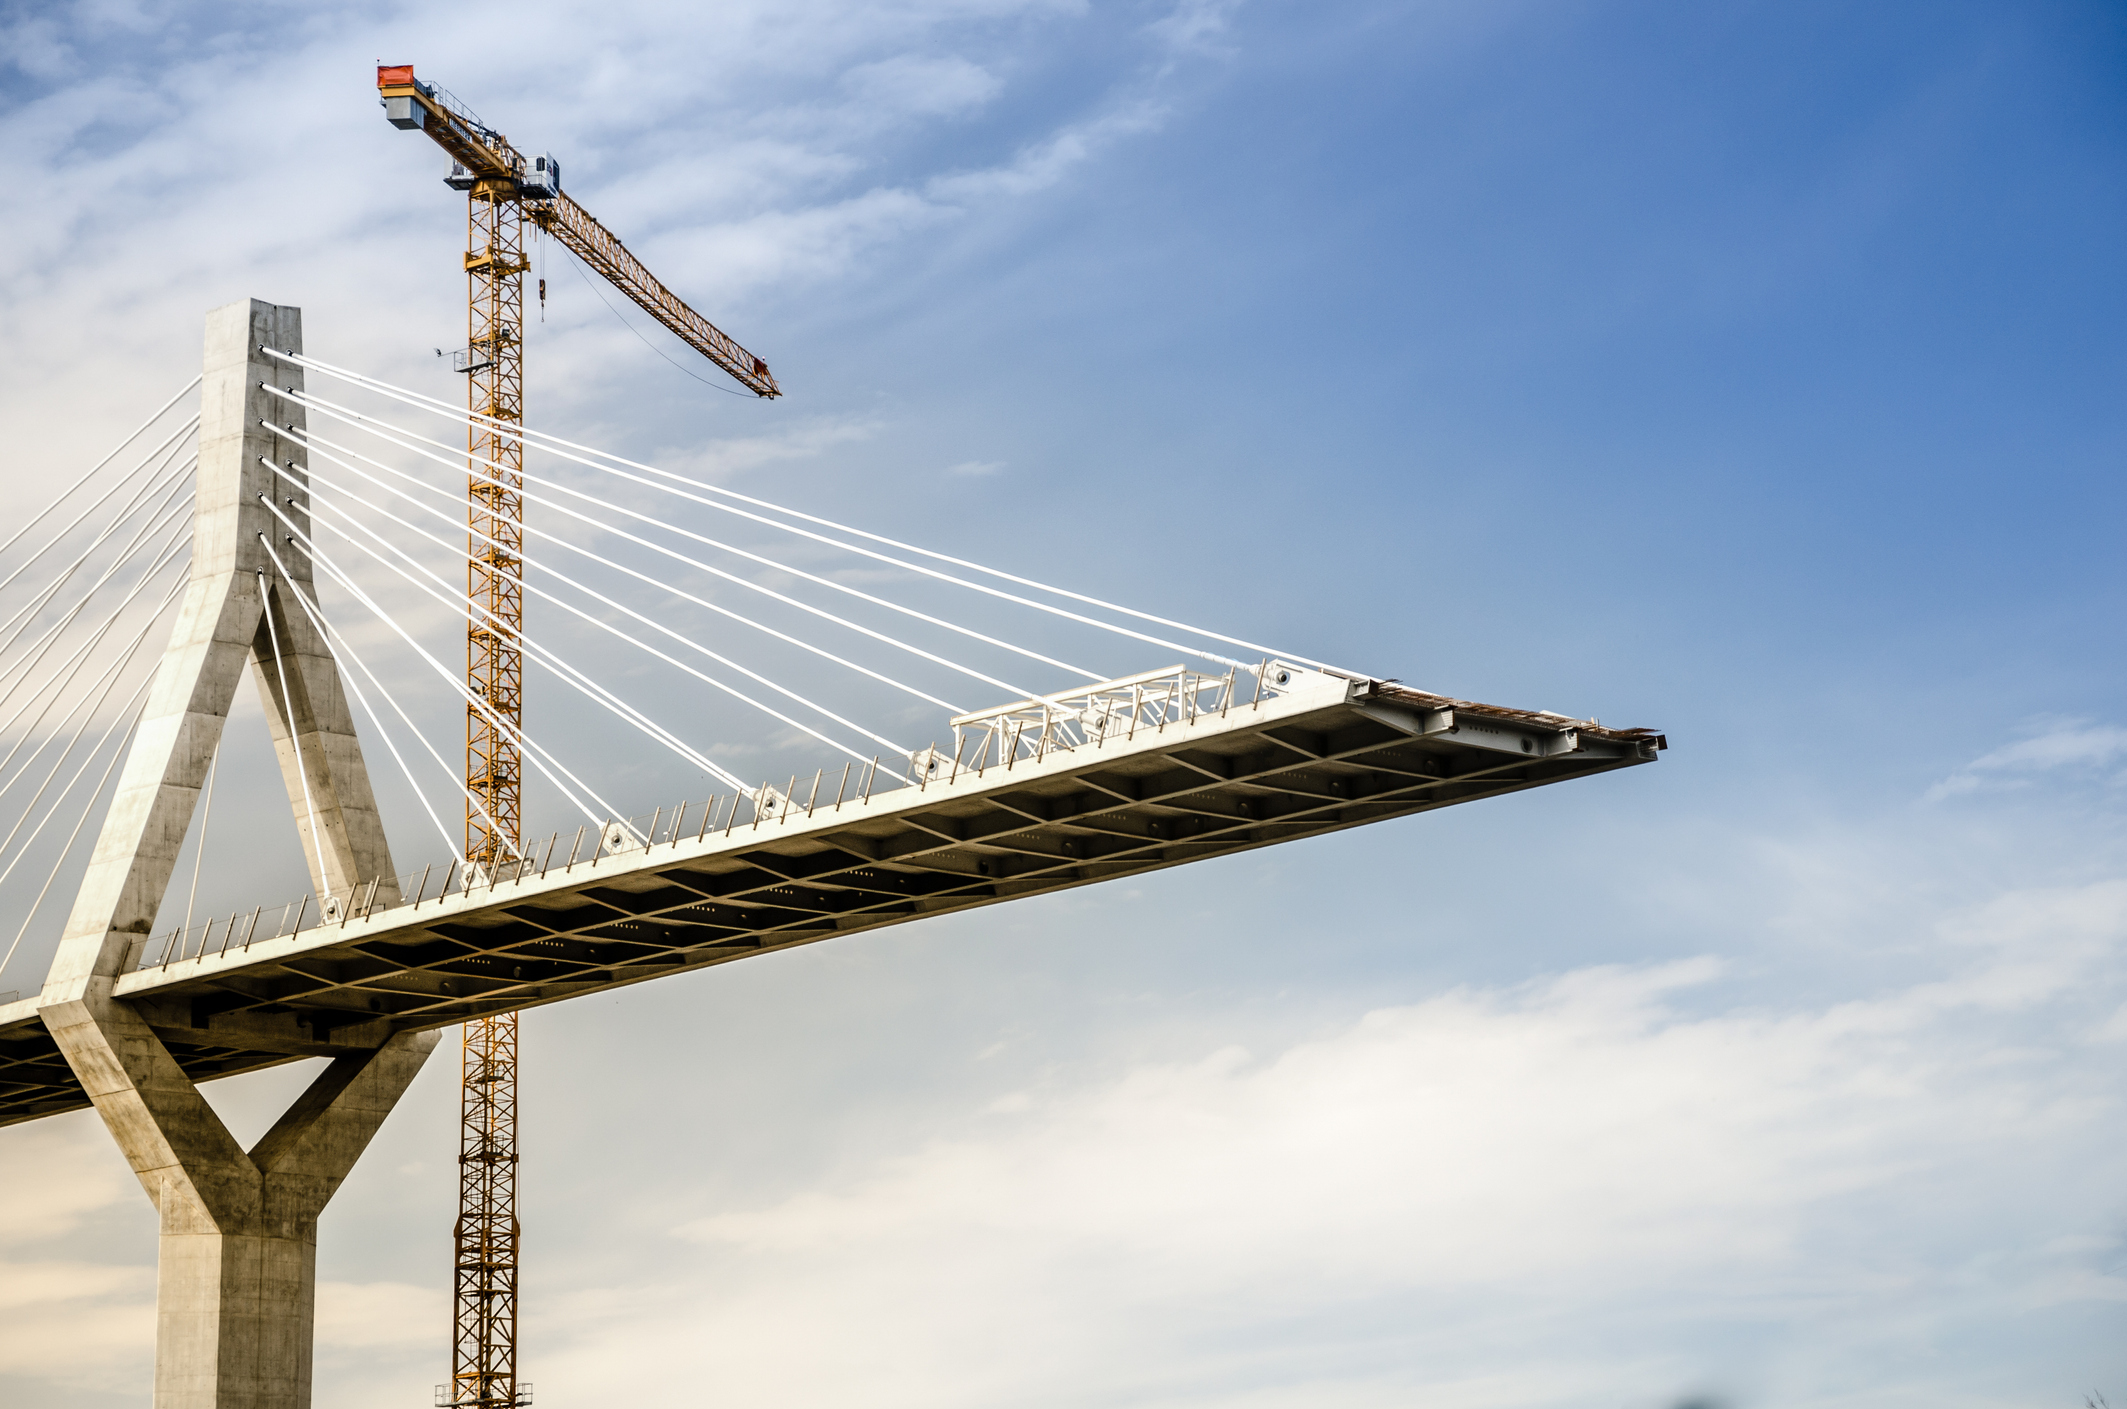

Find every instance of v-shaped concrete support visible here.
[41,995,436,1409]
[39,300,436,1409]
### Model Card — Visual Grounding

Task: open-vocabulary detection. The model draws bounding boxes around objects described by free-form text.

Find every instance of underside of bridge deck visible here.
[0,678,1662,1127]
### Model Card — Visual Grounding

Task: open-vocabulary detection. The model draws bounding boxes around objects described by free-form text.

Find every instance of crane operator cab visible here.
[445,155,558,197]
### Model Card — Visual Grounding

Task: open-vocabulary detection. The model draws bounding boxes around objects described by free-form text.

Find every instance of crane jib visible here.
[376,63,780,400]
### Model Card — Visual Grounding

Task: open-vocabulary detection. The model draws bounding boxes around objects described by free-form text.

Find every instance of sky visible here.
[1,1,2125,1406]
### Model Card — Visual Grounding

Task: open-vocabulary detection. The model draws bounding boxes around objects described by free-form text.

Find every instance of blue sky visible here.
[1,2,2124,1406]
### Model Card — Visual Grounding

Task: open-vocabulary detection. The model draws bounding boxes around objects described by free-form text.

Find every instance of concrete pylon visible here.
[38,300,436,1409]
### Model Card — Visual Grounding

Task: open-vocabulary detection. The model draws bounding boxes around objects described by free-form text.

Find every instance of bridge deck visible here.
[0,671,1661,1127]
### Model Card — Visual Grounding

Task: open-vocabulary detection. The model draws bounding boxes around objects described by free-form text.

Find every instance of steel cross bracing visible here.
[461,162,527,1409]
[0,669,1663,1127]
[455,1009,519,1409]
[526,194,779,392]
[464,182,526,872]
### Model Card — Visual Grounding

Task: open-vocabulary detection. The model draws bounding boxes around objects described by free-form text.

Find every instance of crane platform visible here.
[0,664,1662,1128]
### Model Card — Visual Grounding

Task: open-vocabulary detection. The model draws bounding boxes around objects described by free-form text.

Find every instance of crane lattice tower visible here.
[378,63,780,1409]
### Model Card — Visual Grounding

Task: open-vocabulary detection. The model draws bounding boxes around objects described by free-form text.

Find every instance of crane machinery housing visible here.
[375,62,780,1409]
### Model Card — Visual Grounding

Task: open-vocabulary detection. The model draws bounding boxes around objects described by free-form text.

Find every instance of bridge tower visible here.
[39,299,434,1409]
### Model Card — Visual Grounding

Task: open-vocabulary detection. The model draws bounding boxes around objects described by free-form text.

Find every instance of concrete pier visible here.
[44,997,433,1409]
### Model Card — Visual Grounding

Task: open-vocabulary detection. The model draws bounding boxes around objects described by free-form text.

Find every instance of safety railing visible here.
[128,660,1337,970]
[126,775,862,970]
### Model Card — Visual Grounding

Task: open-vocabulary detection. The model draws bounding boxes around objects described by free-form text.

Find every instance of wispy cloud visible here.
[1149,0,1245,59]
[1926,719,2127,800]
[35,870,2120,1409]
[316,1280,449,1351]
[503,885,2127,1409]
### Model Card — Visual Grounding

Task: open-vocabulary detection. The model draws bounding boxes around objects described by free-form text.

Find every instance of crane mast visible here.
[458,169,527,1409]
[376,64,779,1409]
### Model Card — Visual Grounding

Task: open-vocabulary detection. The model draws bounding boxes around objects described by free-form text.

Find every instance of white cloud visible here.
[0,1112,137,1244]
[673,955,2070,1290]
[0,1258,148,1313]
[0,1113,153,1394]
[648,417,882,483]
[0,1282,153,1394]
[0,0,1220,520]
[1150,0,1245,57]
[840,54,1003,116]
[499,885,2127,1409]
[927,99,1168,203]
[317,1280,450,1350]
[1926,719,2127,800]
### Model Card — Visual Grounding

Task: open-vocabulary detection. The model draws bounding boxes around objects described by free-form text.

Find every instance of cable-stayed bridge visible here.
[0,302,1661,1409]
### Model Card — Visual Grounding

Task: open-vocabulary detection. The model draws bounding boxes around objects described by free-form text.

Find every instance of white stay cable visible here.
[314,511,756,790]
[183,741,218,942]
[0,482,195,716]
[0,378,198,573]
[0,566,183,869]
[563,449,1248,669]
[0,700,147,984]
[282,490,753,789]
[256,572,333,892]
[287,436,972,711]
[0,527,191,795]
[292,480,895,768]
[303,528,608,835]
[275,480,864,775]
[270,398,1080,689]
[0,536,190,810]
[0,430,196,653]
[285,458,913,760]
[0,462,196,688]
[0,634,163,909]
[0,415,198,615]
[266,356,1331,670]
[262,533,501,860]
[266,513,605,834]
[257,537,468,864]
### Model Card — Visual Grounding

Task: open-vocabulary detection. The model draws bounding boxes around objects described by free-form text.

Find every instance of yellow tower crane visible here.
[375,62,781,1409]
